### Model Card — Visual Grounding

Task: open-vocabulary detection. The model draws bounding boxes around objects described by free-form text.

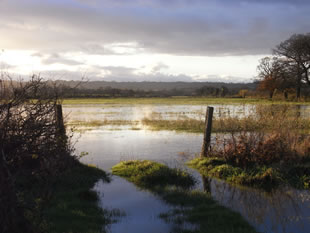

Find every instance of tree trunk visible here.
[296,85,301,99]
[269,91,273,99]
[297,65,302,100]
[284,90,288,100]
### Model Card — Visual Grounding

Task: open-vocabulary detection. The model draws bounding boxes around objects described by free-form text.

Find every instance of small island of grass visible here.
[188,156,310,191]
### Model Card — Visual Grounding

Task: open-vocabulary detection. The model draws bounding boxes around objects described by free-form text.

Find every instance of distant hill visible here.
[56,80,257,91]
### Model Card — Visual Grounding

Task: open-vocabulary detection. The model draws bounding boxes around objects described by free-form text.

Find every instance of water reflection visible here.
[94,176,172,233]
[199,174,310,233]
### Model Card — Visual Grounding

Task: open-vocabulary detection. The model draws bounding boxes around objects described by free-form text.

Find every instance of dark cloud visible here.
[0,0,309,56]
[74,0,310,7]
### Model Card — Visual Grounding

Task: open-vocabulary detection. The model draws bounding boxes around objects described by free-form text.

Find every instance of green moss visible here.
[43,163,114,233]
[112,160,258,233]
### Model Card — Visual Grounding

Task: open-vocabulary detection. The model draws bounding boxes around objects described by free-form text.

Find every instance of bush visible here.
[0,75,75,233]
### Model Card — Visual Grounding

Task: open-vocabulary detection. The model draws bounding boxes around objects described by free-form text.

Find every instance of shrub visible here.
[0,75,75,233]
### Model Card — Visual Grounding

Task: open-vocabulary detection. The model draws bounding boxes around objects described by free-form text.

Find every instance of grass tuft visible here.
[112,160,196,189]
[189,157,310,190]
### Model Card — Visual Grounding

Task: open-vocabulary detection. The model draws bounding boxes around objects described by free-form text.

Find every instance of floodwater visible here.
[65,103,310,233]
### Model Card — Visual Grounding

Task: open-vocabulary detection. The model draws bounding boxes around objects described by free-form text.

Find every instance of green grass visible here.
[188,157,310,190]
[62,97,310,105]
[112,160,196,189]
[43,163,114,233]
[112,160,258,233]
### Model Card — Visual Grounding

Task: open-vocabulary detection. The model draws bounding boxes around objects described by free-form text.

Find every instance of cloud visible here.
[90,65,247,82]
[0,62,16,70]
[31,52,43,57]
[38,69,100,81]
[41,53,83,66]
[197,75,249,83]
[0,0,309,57]
[101,72,195,82]
[152,63,169,73]
[73,0,310,7]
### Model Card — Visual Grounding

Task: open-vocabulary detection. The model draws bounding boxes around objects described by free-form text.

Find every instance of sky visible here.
[0,0,309,83]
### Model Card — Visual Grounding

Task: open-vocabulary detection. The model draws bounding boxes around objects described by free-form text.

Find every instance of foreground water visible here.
[67,104,310,233]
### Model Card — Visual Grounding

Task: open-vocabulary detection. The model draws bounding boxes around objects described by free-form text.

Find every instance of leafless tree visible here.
[273,33,310,99]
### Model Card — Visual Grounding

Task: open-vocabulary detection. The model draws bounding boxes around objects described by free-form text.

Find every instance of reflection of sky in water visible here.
[76,128,201,233]
[203,178,310,233]
[64,104,310,122]
[94,177,172,233]
[64,104,254,121]
[71,105,310,233]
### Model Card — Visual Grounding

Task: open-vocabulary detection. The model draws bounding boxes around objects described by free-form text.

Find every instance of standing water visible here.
[65,104,310,233]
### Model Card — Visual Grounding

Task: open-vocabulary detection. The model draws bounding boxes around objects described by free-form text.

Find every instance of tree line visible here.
[42,84,248,98]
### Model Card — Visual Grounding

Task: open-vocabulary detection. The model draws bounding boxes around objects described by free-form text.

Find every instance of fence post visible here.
[55,104,66,144]
[201,106,214,158]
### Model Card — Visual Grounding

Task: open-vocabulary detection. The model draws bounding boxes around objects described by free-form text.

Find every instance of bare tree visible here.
[256,56,294,99]
[273,33,310,99]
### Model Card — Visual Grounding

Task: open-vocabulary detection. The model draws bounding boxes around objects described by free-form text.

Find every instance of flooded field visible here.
[65,103,310,233]
[64,103,310,122]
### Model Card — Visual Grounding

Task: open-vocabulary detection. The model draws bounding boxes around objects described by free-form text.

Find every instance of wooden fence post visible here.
[201,106,214,158]
[55,104,66,142]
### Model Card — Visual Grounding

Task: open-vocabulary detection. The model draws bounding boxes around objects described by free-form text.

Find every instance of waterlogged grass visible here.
[63,97,310,105]
[112,160,196,189]
[67,119,138,127]
[189,157,310,190]
[142,117,261,133]
[44,163,115,233]
[142,106,310,133]
[157,188,258,233]
[112,160,258,233]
